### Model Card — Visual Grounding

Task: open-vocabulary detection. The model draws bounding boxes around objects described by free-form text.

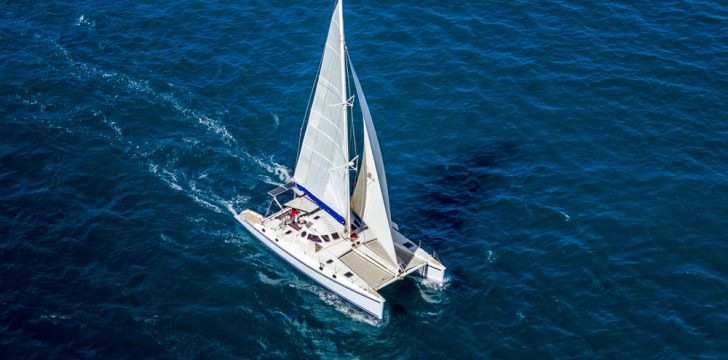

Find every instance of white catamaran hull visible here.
[237,215,385,318]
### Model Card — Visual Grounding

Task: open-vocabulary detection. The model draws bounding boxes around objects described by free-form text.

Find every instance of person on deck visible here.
[290,209,299,224]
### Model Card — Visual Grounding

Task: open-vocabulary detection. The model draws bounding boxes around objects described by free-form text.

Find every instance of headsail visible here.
[293,1,349,224]
[349,59,398,268]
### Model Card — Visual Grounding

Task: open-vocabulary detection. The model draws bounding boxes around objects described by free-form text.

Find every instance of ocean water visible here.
[1,0,727,358]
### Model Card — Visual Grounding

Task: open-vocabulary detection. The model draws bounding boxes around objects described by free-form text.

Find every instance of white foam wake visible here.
[47,35,237,147]
[253,155,292,184]
[37,32,294,221]
[288,281,385,327]
[76,14,95,28]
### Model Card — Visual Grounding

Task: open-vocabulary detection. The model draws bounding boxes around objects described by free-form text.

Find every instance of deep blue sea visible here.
[2,0,727,358]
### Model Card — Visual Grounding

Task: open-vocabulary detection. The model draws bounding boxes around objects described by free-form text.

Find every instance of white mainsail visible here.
[293,0,349,224]
[349,60,398,269]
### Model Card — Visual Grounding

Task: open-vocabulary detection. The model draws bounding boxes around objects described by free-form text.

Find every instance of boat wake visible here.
[21,16,419,324]
[253,155,292,186]
[44,32,239,147]
[257,271,286,286]
[416,278,450,305]
[146,161,228,214]
[159,92,237,145]
[418,275,451,292]
[289,281,386,327]
[23,31,293,220]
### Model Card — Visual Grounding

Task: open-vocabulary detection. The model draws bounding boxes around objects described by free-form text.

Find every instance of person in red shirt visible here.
[290,209,299,224]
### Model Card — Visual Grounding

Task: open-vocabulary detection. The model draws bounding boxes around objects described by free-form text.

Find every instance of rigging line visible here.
[354,152,366,221]
[345,45,358,174]
[326,155,358,171]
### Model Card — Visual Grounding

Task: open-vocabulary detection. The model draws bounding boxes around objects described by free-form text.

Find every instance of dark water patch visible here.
[403,141,518,237]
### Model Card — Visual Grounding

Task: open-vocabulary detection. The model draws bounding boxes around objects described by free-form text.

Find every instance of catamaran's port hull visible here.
[237,212,386,319]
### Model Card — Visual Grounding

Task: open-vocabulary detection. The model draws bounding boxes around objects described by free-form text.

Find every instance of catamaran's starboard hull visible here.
[236,213,386,319]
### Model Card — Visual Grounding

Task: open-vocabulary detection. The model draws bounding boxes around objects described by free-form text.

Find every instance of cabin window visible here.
[301,231,307,237]
[326,259,334,264]
[285,230,292,235]
[314,215,320,220]
[344,272,353,278]
[321,235,330,242]
[332,233,340,240]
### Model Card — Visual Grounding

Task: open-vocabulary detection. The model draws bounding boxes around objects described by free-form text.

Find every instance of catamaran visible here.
[235,0,445,319]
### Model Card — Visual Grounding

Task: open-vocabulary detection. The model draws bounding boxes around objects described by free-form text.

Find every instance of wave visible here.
[47,37,154,96]
[253,155,292,184]
[146,160,231,215]
[257,271,285,286]
[159,93,236,145]
[288,281,386,327]
[45,35,237,147]
[35,33,293,204]
[30,36,287,218]
[416,277,451,305]
[485,249,499,264]
[92,109,123,138]
[76,14,95,28]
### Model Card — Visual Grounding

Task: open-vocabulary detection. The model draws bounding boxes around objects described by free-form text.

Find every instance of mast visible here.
[338,0,351,240]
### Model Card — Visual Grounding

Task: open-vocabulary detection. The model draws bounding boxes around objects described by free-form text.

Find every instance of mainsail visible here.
[293,0,349,224]
[349,60,398,268]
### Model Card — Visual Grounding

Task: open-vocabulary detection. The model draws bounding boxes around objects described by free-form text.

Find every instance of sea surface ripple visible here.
[1,0,726,359]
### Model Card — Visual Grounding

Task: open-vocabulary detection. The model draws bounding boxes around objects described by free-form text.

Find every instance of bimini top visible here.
[284,196,319,213]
